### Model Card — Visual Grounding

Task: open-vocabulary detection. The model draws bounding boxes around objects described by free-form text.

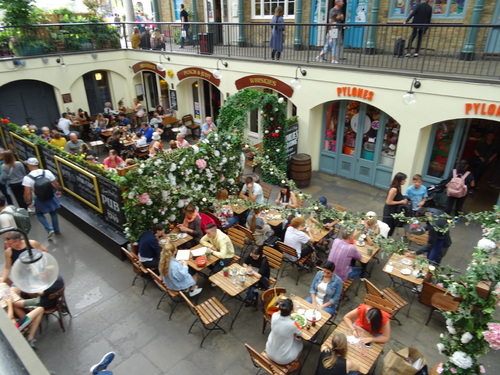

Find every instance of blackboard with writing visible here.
[40,147,58,176]
[10,132,43,167]
[286,122,299,162]
[169,90,178,110]
[54,156,102,213]
[97,175,126,230]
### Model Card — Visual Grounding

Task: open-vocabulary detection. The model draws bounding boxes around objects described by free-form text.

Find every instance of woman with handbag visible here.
[382,172,408,237]
[316,332,360,375]
[159,242,202,297]
[1,151,27,209]
[265,298,302,368]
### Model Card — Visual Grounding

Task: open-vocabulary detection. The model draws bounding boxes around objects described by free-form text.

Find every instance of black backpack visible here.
[28,170,54,201]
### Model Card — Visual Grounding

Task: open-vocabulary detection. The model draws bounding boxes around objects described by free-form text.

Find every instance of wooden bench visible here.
[245,142,263,172]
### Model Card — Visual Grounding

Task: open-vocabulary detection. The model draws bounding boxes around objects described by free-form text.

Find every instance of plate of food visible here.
[291,313,306,328]
[177,233,188,239]
[169,234,179,241]
[266,215,275,220]
[401,258,414,266]
[304,309,322,322]
[356,240,365,247]
[400,268,412,275]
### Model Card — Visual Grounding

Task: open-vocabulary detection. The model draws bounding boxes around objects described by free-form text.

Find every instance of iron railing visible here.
[1,22,499,81]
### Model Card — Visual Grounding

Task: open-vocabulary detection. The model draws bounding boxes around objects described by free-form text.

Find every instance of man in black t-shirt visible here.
[404,0,433,57]
[180,4,195,48]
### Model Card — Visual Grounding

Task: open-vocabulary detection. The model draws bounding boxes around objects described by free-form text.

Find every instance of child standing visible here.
[405,174,428,215]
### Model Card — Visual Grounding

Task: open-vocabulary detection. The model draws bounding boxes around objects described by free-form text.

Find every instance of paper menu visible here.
[176,250,191,261]
[191,247,207,257]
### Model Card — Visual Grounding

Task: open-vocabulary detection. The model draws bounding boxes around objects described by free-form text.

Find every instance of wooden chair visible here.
[147,269,185,320]
[409,232,429,252]
[179,291,229,348]
[245,343,299,375]
[227,254,241,267]
[295,198,304,208]
[260,287,287,334]
[363,279,408,324]
[182,114,200,139]
[363,294,399,325]
[134,146,149,159]
[204,210,223,230]
[425,292,460,326]
[275,241,312,285]
[261,183,272,203]
[262,246,283,287]
[227,227,251,259]
[244,142,263,172]
[121,247,153,294]
[42,286,72,332]
[234,224,256,243]
[341,278,355,302]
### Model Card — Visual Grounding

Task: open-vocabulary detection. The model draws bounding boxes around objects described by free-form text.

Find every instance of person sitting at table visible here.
[177,204,204,247]
[104,102,119,117]
[86,155,97,164]
[327,229,363,282]
[135,131,148,148]
[64,133,86,154]
[139,122,154,143]
[149,132,162,156]
[149,112,163,129]
[200,116,217,139]
[155,105,165,116]
[201,223,235,274]
[92,113,109,134]
[80,143,97,158]
[239,176,264,204]
[284,217,315,261]
[117,113,132,129]
[265,298,303,368]
[275,183,299,208]
[39,127,52,142]
[138,223,165,269]
[57,112,73,136]
[316,332,360,375]
[76,108,91,136]
[175,133,190,149]
[103,150,124,171]
[169,140,178,150]
[159,242,203,297]
[247,207,272,246]
[343,303,391,344]
[355,211,380,247]
[179,123,188,137]
[215,189,238,230]
[49,130,67,149]
[307,261,343,316]
[243,246,270,307]
[106,130,124,155]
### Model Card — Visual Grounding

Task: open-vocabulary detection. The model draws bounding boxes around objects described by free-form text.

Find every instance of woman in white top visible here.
[133,98,146,125]
[306,261,343,316]
[283,217,314,261]
[265,298,303,366]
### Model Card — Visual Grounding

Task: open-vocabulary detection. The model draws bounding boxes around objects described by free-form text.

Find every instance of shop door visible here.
[206,0,224,45]
[344,0,367,48]
[0,80,59,126]
[142,71,160,114]
[202,80,221,121]
[485,1,500,53]
[83,71,112,116]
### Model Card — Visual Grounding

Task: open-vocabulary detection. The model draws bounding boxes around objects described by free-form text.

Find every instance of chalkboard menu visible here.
[54,156,102,213]
[10,132,43,167]
[286,122,299,162]
[40,147,58,176]
[169,90,178,110]
[97,175,126,230]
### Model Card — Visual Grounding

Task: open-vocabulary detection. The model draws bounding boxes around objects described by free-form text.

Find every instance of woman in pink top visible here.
[103,150,124,170]
[175,133,190,148]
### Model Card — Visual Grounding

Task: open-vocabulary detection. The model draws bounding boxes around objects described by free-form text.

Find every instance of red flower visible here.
[272,133,279,137]
[1,119,9,124]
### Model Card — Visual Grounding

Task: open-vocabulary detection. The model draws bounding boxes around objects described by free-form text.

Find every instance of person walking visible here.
[404,0,432,58]
[1,151,27,209]
[315,13,341,64]
[382,172,408,237]
[22,158,62,239]
[269,6,285,60]
[180,4,195,48]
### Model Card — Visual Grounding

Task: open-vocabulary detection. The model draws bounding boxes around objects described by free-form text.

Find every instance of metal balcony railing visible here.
[1,22,499,81]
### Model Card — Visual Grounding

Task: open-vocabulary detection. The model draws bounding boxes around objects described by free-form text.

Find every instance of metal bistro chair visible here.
[261,183,272,203]
[262,246,284,287]
[275,241,312,285]
[260,287,287,334]
[227,227,252,260]
[179,291,229,348]
[147,269,186,320]
[42,286,72,332]
[121,247,153,295]
[363,294,399,325]
[425,291,460,326]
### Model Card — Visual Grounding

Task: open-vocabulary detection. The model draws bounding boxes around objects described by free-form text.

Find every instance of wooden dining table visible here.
[354,242,381,278]
[290,295,330,342]
[166,228,193,249]
[262,209,284,227]
[186,244,220,273]
[209,263,260,329]
[162,116,180,126]
[322,322,385,375]
[305,219,333,243]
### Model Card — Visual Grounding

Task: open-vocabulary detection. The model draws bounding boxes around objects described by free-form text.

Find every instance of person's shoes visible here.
[90,352,115,374]
[404,53,411,58]
[189,287,203,297]
[47,230,55,240]
[28,339,37,350]
[331,60,339,64]
[413,53,419,57]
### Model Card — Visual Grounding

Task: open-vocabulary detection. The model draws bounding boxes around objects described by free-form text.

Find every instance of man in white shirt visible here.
[200,116,217,139]
[104,102,119,116]
[239,176,264,204]
[135,132,148,147]
[283,217,314,261]
[57,113,73,136]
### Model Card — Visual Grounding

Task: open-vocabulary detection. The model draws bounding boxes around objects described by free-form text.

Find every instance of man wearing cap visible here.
[22,158,62,239]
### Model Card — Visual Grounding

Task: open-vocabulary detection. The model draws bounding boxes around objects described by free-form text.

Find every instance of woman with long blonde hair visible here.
[159,242,202,297]
[316,333,360,374]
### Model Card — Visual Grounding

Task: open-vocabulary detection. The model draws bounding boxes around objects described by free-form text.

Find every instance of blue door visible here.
[310,0,329,46]
[344,0,367,48]
[485,1,500,53]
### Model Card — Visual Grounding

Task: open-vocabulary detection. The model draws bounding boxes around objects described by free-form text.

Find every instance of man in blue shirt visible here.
[139,123,154,143]
[117,113,132,129]
[405,174,428,214]
[138,223,165,269]
[200,116,217,139]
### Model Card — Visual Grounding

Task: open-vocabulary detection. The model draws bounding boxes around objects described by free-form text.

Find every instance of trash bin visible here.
[198,32,214,55]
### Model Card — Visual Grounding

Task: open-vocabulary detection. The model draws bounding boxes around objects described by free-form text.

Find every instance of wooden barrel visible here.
[289,153,311,188]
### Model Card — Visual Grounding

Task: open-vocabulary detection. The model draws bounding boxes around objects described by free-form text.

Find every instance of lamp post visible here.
[3,228,59,293]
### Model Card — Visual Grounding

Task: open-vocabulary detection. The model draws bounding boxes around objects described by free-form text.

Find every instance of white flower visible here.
[477,238,496,252]
[437,343,445,354]
[461,332,473,344]
[161,190,169,201]
[447,325,457,334]
[278,97,284,103]
[177,199,185,208]
[169,214,176,222]
[170,163,177,172]
[140,163,145,168]
[274,107,279,112]
[276,130,279,133]
[192,145,200,154]
[128,192,135,199]
[270,117,274,121]
[228,178,235,184]
[276,149,280,152]
[449,283,459,297]
[141,210,146,215]
[146,200,152,206]
[265,130,269,134]
[153,218,158,224]
[446,319,454,327]
[214,150,220,157]
[450,351,473,370]
[136,169,143,175]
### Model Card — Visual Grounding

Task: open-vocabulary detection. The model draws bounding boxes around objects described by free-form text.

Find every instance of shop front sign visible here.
[177,68,220,86]
[131,62,166,78]
[337,86,374,101]
[235,75,294,98]
[465,102,500,117]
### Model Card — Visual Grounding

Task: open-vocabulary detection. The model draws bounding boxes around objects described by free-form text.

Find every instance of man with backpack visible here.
[22,158,62,239]
[444,160,475,217]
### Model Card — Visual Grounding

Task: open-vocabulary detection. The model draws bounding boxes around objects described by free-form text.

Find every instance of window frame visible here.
[388,0,468,20]
[251,0,296,20]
